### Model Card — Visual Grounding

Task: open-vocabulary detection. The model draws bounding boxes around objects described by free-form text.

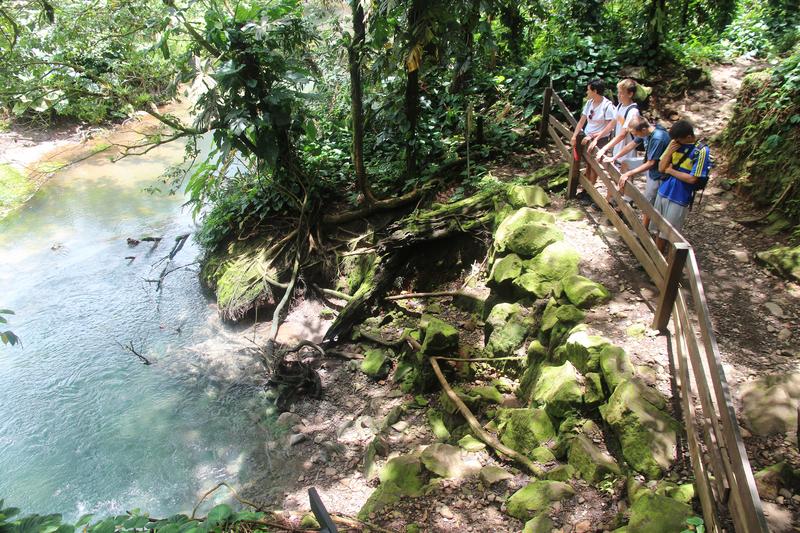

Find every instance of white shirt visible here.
[613,102,640,160]
[581,97,615,136]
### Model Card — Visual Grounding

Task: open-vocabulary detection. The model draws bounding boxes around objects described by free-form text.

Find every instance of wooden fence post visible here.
[567,133,583,199]
[539,86,553,145]
[653,242,690,331]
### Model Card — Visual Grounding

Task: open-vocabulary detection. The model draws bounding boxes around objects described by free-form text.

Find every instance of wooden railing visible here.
[541,87,768,532]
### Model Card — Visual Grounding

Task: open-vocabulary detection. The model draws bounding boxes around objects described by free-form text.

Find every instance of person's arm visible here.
[596,130,626,157]
[605,139,638,162]
[588,120,617,151]
[658,140,681,173]
[571,114,587,147]
[618,160,656,191]
[665,146,710,184]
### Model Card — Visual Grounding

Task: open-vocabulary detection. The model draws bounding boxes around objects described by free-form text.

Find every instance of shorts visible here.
[644,177,661,205]
[649,194,688,238]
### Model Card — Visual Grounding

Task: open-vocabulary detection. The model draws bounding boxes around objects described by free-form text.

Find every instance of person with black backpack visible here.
[651,120,712,252]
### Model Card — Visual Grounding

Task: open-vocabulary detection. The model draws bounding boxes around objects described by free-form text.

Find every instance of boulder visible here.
[458,434,486,452]
[754,462,800,499]
[545,464,577,481]
[756,245,800,282]
[488,253,524,290]
[507,184,550,208]
[562,275,611,308]
[494,208,556,253]
[654,481,696,504]
[420,316,459,355]
[739,373,800,436]
[600,380,679,478]
[485,304,537,360]
[568,434,621,483]
[506,480,575,520]
[527,361,585,418]
[523,514,555,533]
[599,345,635,391]
[562,330,611,373]
[469,384,504,404]
[584,372,605,405]
[360,348,392,379]
[624,492,693,533]
[531,446,557,463]
[480,465,514,485]
[358,455,426,519]
[514,242,581,298]
[420,443,480,479]
[427,409,451,441]
[496,408,556,458]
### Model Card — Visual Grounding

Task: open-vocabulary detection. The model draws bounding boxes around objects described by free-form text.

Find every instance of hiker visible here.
[603,115,671,229]
[570,78,614,198]
[650,120,712,252]
[594,79,641,202]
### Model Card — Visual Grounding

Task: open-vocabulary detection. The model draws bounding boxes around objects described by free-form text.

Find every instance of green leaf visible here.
[74,514,93,528]
[206,504,232,525]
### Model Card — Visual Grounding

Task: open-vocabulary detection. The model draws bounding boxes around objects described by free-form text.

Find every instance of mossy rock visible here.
[600,379,679,478]
[420,315,459,355]
[624,492,693,533]
[507,184,550,208]
[545,464,577,482]
[469,384,504,404]
[756,245,800,282]
[541,299,585,332]
[531,446,557,463]
[599,345,635,392]
[496,408,556,458]
[527,361,585,418]
[427,409,451,441]
[484,304,538,360]
[378,455,426,495]
[527,339,548,363]
[557,207,585,221]
[655,481,695,504]
[480,465,513,485]
[562,275,611,308]
[360,348,392,380]
[522,514,555,533]
[299,514,320,528]
[584,372,605,404]
[563,330,611,373]
[420,443,479,479]
[506,480,575,520]
[568,434,621,483]
[515,242,581,299]
[494,208,560,258]
[458,434,486,452]
[358,455,426,519]
[488,253,524,289]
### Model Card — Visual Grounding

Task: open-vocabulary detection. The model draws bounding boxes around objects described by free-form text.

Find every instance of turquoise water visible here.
[0,140,268,521]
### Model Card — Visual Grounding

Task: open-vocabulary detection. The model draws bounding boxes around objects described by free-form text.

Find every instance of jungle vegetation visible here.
[0,0,798,527]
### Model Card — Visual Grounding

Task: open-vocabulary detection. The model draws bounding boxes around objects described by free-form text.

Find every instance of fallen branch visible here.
[190,481,265,519]
[284,339,325,357]
[385,290,469,301]
[429,356,545,476]
[117,340,151,365]
[149,233,190,292]
[330,514,398,533]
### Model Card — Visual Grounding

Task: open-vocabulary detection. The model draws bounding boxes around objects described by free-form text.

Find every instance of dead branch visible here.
[429,356,545,476]
[117,340,151,365]
[284,339,325,357]
[190,481,265,519]
[385,290,468,301]
[148,233,190,292]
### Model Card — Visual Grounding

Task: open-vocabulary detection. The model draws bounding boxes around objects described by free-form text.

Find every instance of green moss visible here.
[458,434,486,452]
[523,514,554,533]
[496,408,556,458]
[568,434,620,483]
[420,316,459,355]
[526,361,584,417]
[506,480,575,520]
[0,164,33,216]
[624,493,693,533]
[756,245,800,282]
[507,184,550,208]
[514,242,581,298]
[206,240,278,320]
[361,348,392,379]
[427,409,451,441]
[562,275,611,308]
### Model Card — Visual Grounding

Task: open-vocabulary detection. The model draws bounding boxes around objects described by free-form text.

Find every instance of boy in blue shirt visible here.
[651,120,712,252]
[604,116,671,230]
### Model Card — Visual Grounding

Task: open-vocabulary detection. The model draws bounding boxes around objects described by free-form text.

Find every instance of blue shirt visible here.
[657,143,712,206]
[635,125,671,181]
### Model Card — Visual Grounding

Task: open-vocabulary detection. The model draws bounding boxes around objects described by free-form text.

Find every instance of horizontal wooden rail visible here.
[542,90,768,532]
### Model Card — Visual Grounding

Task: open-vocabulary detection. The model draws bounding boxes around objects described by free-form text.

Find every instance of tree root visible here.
[190,481,266,519]
[429,356,546,477]
[385,290,472,301]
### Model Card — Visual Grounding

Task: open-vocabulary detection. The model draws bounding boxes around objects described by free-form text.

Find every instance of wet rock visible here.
[506,480,575,520]
[360,348,392,380]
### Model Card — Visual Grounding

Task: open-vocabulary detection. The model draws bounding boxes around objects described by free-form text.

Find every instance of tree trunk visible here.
[348,0,375,204]
[645,0,667,51]
[404,0,424,180]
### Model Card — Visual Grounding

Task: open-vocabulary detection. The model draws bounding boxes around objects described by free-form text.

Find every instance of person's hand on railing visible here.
[602,155,615,164]
[581,135,591,146]
[588,138,599,152]
[618,172,631,193]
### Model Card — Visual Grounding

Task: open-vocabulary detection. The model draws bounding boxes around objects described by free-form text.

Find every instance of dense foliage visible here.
[722,49,800,233]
